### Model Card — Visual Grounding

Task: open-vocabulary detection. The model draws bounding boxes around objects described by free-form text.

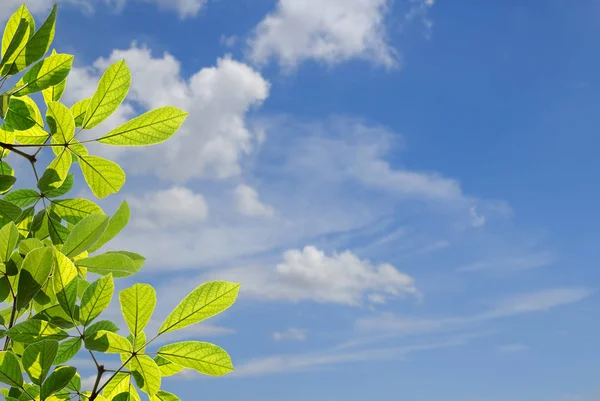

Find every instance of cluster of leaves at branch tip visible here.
[0,4,242,401]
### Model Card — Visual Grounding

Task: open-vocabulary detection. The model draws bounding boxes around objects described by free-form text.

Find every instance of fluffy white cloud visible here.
[234,184,275,217]
[209,246,418,306]
[127,186,209,230]
[79,44,269,182]
[248,0,397,70]
[273,328,308,342]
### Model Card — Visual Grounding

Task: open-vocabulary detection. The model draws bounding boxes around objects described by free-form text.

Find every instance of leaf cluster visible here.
[0,5,241,401]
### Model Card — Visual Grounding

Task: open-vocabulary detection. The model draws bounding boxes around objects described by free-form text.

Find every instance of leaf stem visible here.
[2,294,17,350]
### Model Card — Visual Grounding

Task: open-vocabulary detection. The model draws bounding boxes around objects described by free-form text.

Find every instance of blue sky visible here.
[3,0,600,400]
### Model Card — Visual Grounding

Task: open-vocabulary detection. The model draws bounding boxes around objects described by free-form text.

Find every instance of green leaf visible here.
[84,320,118,336]
[0,222,19,262]
[80,274,114,326]
[43,174,73,199]
[50,198,103,225]
[61,214,109,258]
[3,189,39,208]
[3,4,57,75]
[5,96,48,144]
[75,252,140,278]
[0,200,22,225]
[18,238,43,256]
[0,276,10,302]
[16,247,53,310]
[69,98,90,128]
[78,155,126,199]
[129,354,161,397]
[66,371,80,392]
[0,125,15,157]
[154,355,184,377]
[151,391,181,401]
[37,149,72,192]
[53,338,81,365]
[157,341,234,376]
[159,281,240,335]
[0,175,16,194]
[84,330,132,354]
[0,351,23,387]
[31,305,75,329]
[99,107,188,146]
[102,373,138,401]
[22,339,58,384]
[83,59,131,129]
[53,249,78,320]
[119,283,155,338]
[46,101,75,143]
[12,54,73,96]
[0,6,33,71]
[41,365,76,400]
[5,320,68,343]
[46,212,70,245]
[88,200,130,253]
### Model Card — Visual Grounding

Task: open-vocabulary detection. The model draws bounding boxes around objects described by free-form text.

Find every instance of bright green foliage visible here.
[157,341,234,376]
[0,4,240,401]
[119,284,155,339]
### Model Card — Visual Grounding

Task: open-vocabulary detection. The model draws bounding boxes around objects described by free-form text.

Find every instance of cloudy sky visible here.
[3,0,600,400]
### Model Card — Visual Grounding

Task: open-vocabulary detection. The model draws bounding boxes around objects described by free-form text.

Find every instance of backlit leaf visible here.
[83,60,130,129]
[129,354,161,397]
[0,222,19,262]
[22,339,58,384]
[78,155,126,199]
[12,54,73,96]
[84,320,119,337]
[159,281,240,335]
[80,274,114,326]
[3,188,39,208]
[50,198,103,224]
[16,247,53,310]
[37,149,72,192]
[120,284,155,338]
[46,101,75,143]
[84,330,132,354]
[69,98,90,127]
[157,341,233,376]
[88,200,130,253]
[41,365,76,400]
[151,391,181,401]
[61,214,108,258]
[75,252,140,278]
[53,249,78,320]
[5,319,68,343]
[154,355,184,377]
[0,351,23,387]
[54,338,81,365]
[43,174,73,198]
[99,107,188,146]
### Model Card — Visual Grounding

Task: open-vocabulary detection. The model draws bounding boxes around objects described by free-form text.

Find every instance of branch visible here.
[0,142,36,163]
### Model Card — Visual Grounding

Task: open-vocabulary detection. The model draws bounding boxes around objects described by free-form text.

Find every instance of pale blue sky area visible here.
[3,0,600,400]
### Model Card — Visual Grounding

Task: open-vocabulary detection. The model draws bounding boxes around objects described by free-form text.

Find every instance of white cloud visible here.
[273,327,308,342]
[81,44,269,182]
[469,205,486,227]
[209,246,418,306]
[248,0,397,70]
[458,251,557,272]
[233,338,463,377]
[355,287,592,336]
[127,186,209,230]
[234,184,275,217]
[136,0,206,18]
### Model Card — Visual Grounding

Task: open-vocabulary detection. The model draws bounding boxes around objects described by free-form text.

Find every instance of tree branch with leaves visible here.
[0,4,240,401]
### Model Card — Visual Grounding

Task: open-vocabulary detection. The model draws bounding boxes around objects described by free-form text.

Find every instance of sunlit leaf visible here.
[46,101,75,144]
[78,155,126,199]
[151,391,181,401]
[22,339,58,384]
[80,274,114,326]
[154,355,184,377]
[84,320,119,337]
[120,283,155,339]
[129,354,161,397]
[54,338,81,365]
[50,198,103,224]
[61,214,108,258]
[17,238,43,256]
[31,304,75,329]
[0,222,19,262]
[83,59,130,129]
[16,247,53,310]
[5,319,68,343]
[159,281,240,334]
[84,330,132,354]
[37,149,72,192]
[88,200,129,253]
[0,200,22,226]
[43,173,73,199]
[0,351,23,387]
[99,107,188,146]
[75,252,140,278]
[69,98,90,128]
[3,188,39,208]
[41,365,76,400]
[53,249,78,319]
[12,54,73,96]
[157,341,234,376]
